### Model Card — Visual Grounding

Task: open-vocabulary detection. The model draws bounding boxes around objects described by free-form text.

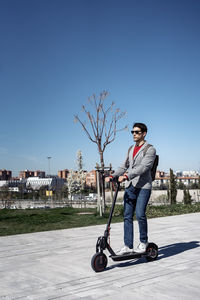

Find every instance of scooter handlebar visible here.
[108,176,119,183]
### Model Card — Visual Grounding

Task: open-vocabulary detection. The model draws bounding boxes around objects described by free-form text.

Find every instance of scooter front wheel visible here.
[91,253,108,272]
[145,243,158,262]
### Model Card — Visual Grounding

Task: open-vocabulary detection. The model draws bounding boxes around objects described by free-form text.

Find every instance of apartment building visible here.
[58,169,69,179]
[34,170,45,177]
[85,170,97,189]
[0,169,12,180]
[19,170,34,179]
[19,170,45,179]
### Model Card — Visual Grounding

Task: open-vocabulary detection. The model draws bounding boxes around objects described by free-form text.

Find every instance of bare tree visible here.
[74,91,127,169]
[74,91,127,210]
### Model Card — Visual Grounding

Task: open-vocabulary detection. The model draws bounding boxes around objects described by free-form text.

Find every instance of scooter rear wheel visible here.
[91,253,108,272]
[145,243,158,261]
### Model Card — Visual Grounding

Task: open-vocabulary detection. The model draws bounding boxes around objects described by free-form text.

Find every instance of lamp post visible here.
[47,156,52,200]
[47,156,52,177]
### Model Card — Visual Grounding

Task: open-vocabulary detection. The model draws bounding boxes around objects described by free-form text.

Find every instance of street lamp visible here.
[47,156,52,200]
[47,156,52,177]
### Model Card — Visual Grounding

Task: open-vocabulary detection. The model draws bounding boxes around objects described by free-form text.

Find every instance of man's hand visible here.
[105,176,111,183]
[118,174,128,182]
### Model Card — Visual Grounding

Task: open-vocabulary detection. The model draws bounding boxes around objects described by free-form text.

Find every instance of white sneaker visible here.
[135,242,148,253]
[116,245,133,255]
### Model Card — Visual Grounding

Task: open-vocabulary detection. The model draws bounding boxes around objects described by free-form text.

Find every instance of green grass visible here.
[147,203,200,218]
[1,203,200,236]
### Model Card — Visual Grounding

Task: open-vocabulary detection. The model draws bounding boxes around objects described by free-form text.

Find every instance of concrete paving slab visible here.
[0,213,200,299]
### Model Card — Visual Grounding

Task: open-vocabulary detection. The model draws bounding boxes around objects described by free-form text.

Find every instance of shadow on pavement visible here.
[105,258,142,271]
[105,241,199,271]
[157,241,200,260]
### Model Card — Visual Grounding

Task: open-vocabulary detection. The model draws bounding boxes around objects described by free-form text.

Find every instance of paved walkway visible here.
[0,213,200,299]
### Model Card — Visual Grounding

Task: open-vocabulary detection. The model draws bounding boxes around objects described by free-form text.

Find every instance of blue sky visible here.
[0,0,200,177]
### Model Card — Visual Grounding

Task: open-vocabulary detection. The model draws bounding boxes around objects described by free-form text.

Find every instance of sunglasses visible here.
[131,130,142,135]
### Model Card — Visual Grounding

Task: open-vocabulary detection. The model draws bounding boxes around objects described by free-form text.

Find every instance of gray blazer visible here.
[112,141,156,189]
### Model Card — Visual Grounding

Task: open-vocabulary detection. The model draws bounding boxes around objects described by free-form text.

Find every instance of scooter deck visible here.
[110,251,147,261]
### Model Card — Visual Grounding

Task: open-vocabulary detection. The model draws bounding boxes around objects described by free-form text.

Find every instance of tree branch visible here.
[75,91,127,162]
[74,115,97,143]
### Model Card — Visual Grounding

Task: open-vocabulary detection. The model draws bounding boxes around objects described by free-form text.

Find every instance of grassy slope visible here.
[0,203,200,236]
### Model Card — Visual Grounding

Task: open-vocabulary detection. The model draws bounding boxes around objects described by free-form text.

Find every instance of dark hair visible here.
[133,122,148,133]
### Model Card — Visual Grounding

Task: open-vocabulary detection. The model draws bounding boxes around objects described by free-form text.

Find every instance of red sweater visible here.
[133,144,143,159]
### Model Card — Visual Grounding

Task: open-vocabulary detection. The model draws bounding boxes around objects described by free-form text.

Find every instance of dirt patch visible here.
[76,212,94,215]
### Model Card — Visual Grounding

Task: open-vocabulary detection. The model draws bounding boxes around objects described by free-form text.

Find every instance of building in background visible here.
[86,170,97,189]
[26,177,64,191]
[156,170,165,178]
[58,169,69,179]
[34,170,45,178]
[0,177,26,192]
[19,170,45,179]
[0,169,12,180]
[19,170,34,179]
[182,170,199,177]
[153,170,199,188]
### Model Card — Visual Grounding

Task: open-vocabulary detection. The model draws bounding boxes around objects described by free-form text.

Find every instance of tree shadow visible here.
[105,241,200,271]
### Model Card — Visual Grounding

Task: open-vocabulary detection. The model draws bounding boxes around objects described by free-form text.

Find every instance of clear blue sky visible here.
[0,0,200,177]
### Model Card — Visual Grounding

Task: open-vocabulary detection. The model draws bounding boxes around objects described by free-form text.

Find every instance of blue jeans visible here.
[123,184,151,248]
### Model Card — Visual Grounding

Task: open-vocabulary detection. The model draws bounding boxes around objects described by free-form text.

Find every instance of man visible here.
[105,122,156,255]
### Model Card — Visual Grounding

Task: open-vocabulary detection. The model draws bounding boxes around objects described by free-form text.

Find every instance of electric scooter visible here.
[91,180,158,272]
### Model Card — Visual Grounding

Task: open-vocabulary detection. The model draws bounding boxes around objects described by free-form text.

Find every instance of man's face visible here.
[132,127,146,143]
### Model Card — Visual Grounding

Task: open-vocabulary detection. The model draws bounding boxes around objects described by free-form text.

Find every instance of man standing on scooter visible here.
[105,122,156,255]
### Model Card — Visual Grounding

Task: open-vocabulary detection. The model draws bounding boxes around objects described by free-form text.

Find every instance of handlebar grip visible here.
[109,176,119,183]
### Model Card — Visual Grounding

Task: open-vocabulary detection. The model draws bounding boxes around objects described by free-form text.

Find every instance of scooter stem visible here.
[105,181,120,236]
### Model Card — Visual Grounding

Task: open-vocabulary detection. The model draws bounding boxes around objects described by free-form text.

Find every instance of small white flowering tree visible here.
[76,150,83,171]
[67,170,78,201]
[67,150,86,203]
[75,150,86,200]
